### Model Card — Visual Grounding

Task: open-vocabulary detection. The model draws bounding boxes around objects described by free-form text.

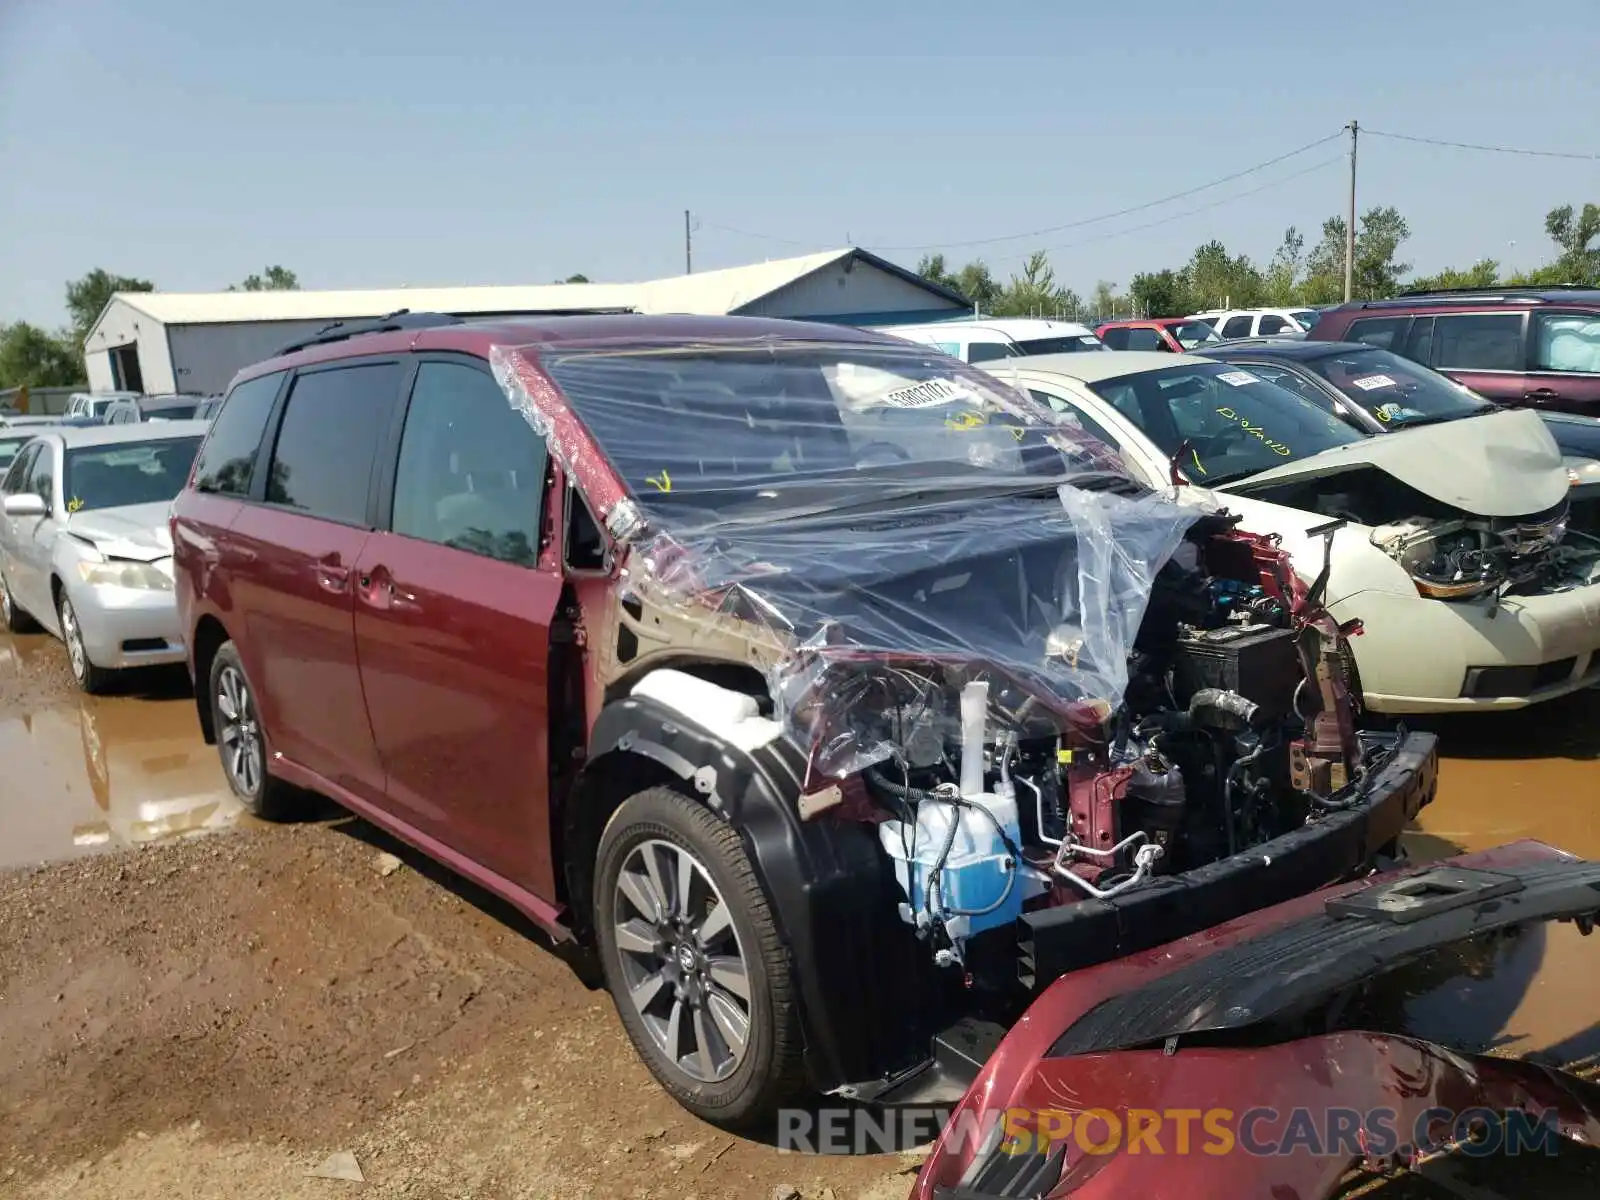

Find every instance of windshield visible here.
[63,437,203,513]
[1087,362,1364,483]
[1166,321,1222,349]
[1290,309,1321,330]
[1015,334,1107,355]
[1306,347,1494,428]
[541,342,1121,529]
[0,436,32,469]
[144,404,199,419]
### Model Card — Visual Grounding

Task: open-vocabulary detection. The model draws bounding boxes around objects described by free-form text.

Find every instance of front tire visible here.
[57,592,113,694]
[594,786,806,1129]
[209,640,297,818]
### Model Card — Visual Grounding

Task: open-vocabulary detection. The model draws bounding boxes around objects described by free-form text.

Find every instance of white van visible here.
[871,318,1107,363]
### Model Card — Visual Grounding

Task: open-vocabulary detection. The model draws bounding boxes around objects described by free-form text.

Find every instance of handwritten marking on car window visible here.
[1214,407,1293,456]
[645,470,672,493]
[944,409,987,432]
[67,497,84,513]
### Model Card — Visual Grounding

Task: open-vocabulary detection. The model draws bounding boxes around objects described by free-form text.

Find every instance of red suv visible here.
[1307,286,1600,415]
[171,312,1434,1128]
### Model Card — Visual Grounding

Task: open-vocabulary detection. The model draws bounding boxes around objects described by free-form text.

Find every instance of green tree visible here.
[1183,240,1263,310]
[1408,259,1500,292]
[1543,202,1600,283]
[915,254,997,309]
[1128,269,1191,318]
[1303,207,1412,302]
[994,251,1079,318]
[953,261,1000,310]
[230,265,300,292]
[915,254,959,293]
[1263,227,1305,306]
[0,322,83,388]
[563,273,591,283]
[65,268,154,346]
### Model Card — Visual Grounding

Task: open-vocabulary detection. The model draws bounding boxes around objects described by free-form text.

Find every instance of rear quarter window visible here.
[193,371,286,496]
[1345,317,1411,351]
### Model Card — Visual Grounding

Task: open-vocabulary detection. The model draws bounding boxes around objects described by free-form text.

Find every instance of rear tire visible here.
[208,640,298,818]
[594,786,806,1129]
[1,571,39,633]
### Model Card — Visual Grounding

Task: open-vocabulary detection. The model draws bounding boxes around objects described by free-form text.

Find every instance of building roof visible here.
[94,247,969,331]
[231,312,909,384]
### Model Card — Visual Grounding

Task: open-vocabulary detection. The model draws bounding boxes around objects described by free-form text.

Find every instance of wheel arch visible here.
[190,614,232,744]
[567,690,942,1095]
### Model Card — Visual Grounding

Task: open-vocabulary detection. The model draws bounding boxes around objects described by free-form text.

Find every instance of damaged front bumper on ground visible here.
[912,841,1600,1200]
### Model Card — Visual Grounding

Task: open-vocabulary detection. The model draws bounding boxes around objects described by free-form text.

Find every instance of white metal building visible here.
[83,248,970,396]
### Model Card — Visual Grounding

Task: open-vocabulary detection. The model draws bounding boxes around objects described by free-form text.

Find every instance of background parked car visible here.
[1097,317,1223,353]
[1197,338,1600,533]
[63,391,141,421]
[0,422,208,692]
[872,317,1107,362]
[1190,306,1322,339]
[103,394,211,425]
[979,350,1600,713]
[1307,285,1600,415]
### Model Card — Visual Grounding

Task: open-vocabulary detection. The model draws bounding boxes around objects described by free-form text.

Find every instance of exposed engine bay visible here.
[1237,464,1600,606]
[785,512,1374,969]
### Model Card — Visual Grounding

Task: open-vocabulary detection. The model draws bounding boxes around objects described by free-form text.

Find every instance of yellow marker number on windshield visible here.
[1214,407,1293,456]
[945,409,987,432]
[645,470,672,493]
[67,497,84,513]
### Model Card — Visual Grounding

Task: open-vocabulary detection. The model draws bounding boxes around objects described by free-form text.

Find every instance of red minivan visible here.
[171,312,1434,1131]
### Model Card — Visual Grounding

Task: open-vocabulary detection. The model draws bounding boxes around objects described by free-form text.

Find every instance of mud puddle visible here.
[0,632,242,869]
[1392,684,1600,1073]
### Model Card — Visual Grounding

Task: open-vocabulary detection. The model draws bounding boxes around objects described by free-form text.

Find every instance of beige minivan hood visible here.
[1220,407,1567,518]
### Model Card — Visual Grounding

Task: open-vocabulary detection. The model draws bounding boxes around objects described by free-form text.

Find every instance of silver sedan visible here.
[0,422,209,692]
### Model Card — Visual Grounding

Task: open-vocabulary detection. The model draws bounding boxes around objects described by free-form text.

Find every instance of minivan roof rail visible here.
[276,310,465,355]
[1395,282,1596,297]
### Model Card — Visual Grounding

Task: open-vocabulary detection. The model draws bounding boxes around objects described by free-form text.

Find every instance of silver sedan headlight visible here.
[76,560,173,591]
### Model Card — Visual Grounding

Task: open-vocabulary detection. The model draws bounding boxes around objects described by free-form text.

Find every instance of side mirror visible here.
[4,493,47,517]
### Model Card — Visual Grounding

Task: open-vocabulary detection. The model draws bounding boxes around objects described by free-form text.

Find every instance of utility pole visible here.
[684,210,692,274]
[1344,120,1358,303]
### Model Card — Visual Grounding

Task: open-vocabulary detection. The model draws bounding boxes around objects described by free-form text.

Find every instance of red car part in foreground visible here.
[912,840,1600,1199]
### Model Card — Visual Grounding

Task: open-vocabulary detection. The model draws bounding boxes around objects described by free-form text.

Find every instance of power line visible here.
[701,128,1348,253]
[1020,153,1347,260]
[1364,128,1597,161]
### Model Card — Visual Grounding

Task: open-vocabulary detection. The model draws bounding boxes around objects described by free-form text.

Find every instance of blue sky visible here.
[2,0,1597,325]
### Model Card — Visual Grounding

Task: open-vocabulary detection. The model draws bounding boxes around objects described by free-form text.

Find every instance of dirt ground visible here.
[2,627,1598,1200]
[0,820,925,1200]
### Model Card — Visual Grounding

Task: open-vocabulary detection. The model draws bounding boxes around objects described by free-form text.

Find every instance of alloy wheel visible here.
[60,598,87,681]
[216,664,264,796]
[612,838,753,1084]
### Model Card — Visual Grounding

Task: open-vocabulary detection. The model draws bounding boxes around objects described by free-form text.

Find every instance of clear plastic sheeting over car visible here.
[489,336,1195,776]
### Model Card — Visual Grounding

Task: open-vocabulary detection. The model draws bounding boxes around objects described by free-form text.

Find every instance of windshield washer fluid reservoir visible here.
[878,789,1043,945]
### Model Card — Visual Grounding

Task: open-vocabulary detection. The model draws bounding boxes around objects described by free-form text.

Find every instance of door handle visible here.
[1526,387,1560,400]
[316,563,350,593]
[357,567,420,613]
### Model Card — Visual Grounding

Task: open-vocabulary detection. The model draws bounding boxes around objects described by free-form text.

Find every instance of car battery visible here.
[1171,623,1302,720]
